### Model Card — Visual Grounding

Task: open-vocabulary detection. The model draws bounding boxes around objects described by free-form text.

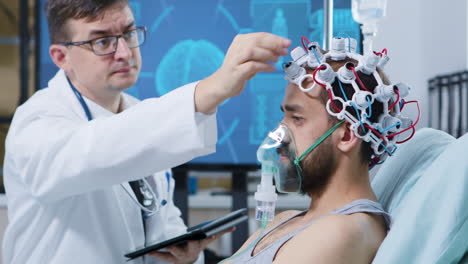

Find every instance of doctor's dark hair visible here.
[45,0,129,44]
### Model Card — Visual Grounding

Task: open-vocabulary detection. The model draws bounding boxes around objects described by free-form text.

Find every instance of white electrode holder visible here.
[329,38,347,61]
[315,63,336,84]
[345,38,357,53]
[353,90,374,108]
[357,52,380,75]
[284,61,306,82]
[290,46,308,66]
[394,82,411,98]
[377,53,390,69]
[375,84,395,103]
[307,42,324,68]
[337,62,356,82]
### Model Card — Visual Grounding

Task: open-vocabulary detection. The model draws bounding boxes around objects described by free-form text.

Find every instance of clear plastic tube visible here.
[219,165,277,263]
[254,166,278,222]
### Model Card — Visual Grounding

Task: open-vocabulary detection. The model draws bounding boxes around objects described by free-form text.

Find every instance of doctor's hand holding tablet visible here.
[149,228,235,264]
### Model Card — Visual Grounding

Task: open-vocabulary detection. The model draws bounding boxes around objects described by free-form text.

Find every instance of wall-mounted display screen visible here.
[38,0,361,165]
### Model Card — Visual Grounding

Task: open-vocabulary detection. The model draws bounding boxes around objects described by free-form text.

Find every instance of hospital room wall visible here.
[374,0,468,128]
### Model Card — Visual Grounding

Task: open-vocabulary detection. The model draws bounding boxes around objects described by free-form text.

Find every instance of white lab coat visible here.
[2,70,217,264]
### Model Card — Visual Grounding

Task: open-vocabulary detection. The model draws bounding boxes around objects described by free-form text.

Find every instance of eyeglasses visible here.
[58,26,146,56]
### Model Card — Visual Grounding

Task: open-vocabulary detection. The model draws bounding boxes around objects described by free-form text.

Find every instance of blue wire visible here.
[391,145,398,155]
[338,79,368,134]
[337,80,349,101]
[380,143,391,155]
[339,80,367,134]
[311,48,322,64]
[379,142,397,156]
[378,122,402,133]
[363,96,372,118]
[369,141,398,170]
[350,102,367,134]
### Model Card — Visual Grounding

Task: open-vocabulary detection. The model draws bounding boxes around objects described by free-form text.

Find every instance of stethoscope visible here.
[67,77,168,218]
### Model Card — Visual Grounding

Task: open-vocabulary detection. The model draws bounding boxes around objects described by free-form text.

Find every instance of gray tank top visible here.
[230,199,391,264]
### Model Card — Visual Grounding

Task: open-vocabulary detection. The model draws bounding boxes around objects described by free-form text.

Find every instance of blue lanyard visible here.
[67,77,93,121]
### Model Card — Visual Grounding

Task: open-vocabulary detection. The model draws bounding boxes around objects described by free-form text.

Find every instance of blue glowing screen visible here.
[39,0,360,165]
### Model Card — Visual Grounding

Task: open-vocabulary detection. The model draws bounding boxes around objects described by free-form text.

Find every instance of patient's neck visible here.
[304,160,377,220]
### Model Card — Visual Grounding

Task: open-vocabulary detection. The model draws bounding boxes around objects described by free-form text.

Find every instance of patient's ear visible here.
[335,122,360,154]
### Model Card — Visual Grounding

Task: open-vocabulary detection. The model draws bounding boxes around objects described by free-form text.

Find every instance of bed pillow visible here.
[371,128,468,263]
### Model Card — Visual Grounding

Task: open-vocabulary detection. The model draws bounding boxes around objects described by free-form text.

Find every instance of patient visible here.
[224,38,418,264]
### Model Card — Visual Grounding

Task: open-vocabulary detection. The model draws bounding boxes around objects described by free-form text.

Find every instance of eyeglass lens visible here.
[92,28,145,55]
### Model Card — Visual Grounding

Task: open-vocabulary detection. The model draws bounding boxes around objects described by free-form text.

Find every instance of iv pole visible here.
[323,0,333,50]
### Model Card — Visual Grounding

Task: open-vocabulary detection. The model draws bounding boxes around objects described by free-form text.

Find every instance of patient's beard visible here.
[293,137,337,197]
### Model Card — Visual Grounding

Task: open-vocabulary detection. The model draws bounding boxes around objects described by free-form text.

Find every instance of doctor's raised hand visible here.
[194,32,291,114]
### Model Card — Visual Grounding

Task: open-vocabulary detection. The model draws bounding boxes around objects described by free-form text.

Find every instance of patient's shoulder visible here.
[273,213,386,264]
[256,210,302,231]
[228,209,303,261]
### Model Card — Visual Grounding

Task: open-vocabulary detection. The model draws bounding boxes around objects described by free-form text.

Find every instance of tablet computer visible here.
[125,208,248,260]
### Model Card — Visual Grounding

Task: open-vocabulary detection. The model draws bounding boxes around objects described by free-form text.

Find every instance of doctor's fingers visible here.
[234,33,290,55]
[207,227,235,243]
[150,248,198,264]
[227,33,290,64]
[236,47,287,65]
[195,227,235,250]
[149,251,179,263]
[236,61,276,81]
[153,229,236,263]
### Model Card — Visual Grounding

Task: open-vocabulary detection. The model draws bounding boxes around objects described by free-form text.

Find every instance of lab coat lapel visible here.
[48,70,92,122]
[114,182,146,249]
[142,175,163,244]
[50,69,147,248]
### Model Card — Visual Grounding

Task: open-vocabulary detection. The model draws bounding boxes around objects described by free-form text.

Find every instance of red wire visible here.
[396,127,416,144]
[400,99,406,111]
[369,157,381,168]
[374,49,388,57]
[327,89,342,112]
[387,100,421,137]
[312,65,327,87]
[350,67,372,93]
[364,124,387,144]
[388,88,400,110]
[301,36,310,52]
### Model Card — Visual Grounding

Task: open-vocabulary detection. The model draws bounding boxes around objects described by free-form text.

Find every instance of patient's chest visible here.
[252,216,304,255]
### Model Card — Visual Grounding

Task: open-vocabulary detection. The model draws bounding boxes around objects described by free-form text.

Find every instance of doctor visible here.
[1,0,291,263]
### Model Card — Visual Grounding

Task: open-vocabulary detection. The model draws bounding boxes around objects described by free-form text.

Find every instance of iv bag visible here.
[352,0,387,25]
